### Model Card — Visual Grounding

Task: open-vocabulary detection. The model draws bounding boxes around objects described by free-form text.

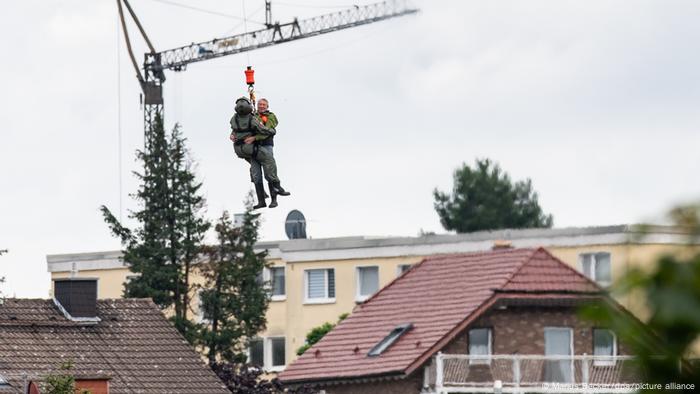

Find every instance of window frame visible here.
[544,326,574,383]
[468,327,492,365]
[396,264,413,277]
[266,336,286,372]
[267,266,286,301]
[303,268,336,304]
[247,337,265,368]
[355,265,380,302]
[247,336,286,372]
[578,252,612,287]
[592,328,617,366]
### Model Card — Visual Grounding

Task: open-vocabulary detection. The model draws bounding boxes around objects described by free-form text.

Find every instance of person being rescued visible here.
[229,96,290,209]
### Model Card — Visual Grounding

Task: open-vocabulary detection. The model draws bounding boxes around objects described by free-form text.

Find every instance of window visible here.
[270,266,286,300]
[249,337,286,371]
[194,289,209,323]
[580,252,612,286]
[368,323,413,357]
[269,337,286,370]
[396,264,413,277]
[468,328,492,364]
[593,329,617,366]
[544,327,573,383]
[305,269,335,303]
[356,266,379,302]
[248,338,264,367]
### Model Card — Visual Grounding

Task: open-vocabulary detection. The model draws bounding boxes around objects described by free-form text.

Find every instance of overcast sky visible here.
[2,0,700,298]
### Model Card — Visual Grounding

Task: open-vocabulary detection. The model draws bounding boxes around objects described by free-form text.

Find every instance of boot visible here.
[271,182,291,196]
[268,182,278,208]
[253,182,267,210]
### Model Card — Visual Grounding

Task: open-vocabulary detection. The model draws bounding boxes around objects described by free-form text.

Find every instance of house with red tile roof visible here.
[279,247,642,394]
[0,279,229,394]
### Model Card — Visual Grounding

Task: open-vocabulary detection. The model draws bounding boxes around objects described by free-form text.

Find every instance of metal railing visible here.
[426,353,641,393]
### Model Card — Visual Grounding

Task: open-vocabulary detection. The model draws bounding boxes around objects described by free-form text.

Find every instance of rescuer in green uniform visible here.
[229,97,290,209]
[254,98,284,208]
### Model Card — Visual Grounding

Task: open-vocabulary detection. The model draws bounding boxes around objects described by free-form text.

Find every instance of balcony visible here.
[424,353,641,393]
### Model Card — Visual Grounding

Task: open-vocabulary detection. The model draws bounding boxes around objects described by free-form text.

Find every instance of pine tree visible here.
[101,116,209,340]
[199,199,270,366]
[434,158,553,233]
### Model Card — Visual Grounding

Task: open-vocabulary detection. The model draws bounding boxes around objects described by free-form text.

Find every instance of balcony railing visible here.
[424,353,641,393]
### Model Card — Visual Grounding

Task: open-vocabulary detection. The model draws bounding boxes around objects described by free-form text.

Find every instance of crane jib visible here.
[143,3,418,76]
[124,0,419,145]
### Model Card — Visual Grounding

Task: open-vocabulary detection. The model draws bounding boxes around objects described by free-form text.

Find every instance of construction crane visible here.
[116,0,419,144]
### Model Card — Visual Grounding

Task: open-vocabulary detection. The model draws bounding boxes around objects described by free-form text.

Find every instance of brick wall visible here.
[320,372,423,394]
[319,305,631,394]
[75,379,109,394]
[443,306,630,356]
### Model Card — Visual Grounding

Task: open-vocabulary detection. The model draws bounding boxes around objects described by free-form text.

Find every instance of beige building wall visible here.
[47,226,700,368]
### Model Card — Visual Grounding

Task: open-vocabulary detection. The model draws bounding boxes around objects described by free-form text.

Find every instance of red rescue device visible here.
[245,66,256,107]
[245,66,255,86]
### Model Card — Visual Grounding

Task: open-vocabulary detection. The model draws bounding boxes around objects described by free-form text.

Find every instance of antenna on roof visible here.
[285,210,307,240]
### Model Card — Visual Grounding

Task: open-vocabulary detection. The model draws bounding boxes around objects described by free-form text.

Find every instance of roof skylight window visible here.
[368,323,413,357]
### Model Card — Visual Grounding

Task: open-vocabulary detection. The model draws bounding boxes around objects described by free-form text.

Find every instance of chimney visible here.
[53,278,99,321]
[492,240,513,250]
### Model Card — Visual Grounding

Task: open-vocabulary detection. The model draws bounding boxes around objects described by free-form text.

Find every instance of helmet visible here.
[235,97,253,116]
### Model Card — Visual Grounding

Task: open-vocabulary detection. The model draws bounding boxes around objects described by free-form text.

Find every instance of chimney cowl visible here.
[53,278,100,324]
[492,240,513,250]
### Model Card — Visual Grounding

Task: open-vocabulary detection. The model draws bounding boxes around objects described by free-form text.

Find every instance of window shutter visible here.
[307,270,326,299]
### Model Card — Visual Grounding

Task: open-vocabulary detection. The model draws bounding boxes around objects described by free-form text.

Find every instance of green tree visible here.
[296,314,348,356]
[199,200,270,366]
[580,203,700,392]
[434,158,553,233]
[101,117,210,341]
[42,362,90,394]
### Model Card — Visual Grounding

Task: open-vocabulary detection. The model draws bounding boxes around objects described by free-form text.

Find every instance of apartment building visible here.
[46,225,698,372]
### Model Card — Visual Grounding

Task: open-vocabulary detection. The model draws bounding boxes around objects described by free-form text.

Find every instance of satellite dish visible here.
[285,210,307,240]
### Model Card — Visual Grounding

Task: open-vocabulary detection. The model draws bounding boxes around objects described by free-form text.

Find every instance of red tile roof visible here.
[0,299,230,394]
[279,247,601,384]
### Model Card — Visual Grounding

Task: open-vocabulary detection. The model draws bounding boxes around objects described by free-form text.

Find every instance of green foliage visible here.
[433,158,553,233]
[211,363,318,393]
[101,116,210,340]
[580,204,700,392]
[297,314,349,356]
[198,198,270,366]
[42,362,91,394]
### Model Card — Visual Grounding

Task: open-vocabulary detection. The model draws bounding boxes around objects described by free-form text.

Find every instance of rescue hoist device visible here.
[245,66,256,108]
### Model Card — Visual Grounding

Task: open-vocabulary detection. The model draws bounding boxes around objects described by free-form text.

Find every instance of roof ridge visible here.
[532,247,604,291]
[498,248,540,290]
[353,248,535,310]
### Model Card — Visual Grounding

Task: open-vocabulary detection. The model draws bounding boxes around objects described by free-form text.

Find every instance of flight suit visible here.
[230,112,279,184]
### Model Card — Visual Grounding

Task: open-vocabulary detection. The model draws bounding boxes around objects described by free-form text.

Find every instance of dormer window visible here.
[368,323,413,357]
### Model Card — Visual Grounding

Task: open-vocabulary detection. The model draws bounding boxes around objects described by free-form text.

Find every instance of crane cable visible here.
[241,0,255,106]
[117,6,123,223]
[241,0,251,66]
